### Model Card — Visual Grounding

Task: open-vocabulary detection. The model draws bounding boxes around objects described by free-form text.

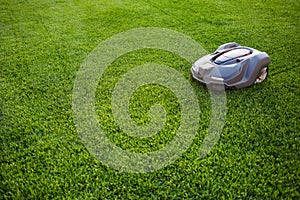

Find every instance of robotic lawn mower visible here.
[191,42,270,90]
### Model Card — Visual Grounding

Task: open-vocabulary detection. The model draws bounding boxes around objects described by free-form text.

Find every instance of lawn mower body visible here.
[191,42,270,90]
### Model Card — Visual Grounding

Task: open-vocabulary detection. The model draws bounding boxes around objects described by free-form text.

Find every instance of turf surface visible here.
[1,0,299,199]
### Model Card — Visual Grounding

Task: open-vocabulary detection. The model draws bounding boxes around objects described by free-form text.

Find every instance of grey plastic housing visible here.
[191,42,270,89]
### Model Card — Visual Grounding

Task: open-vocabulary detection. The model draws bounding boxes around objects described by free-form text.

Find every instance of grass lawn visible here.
[1,0,299,199]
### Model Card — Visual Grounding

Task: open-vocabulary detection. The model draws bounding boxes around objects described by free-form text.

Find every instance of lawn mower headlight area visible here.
[191,42,271,90]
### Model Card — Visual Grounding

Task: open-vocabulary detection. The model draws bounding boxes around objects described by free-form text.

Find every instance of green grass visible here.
[1,0,299,199]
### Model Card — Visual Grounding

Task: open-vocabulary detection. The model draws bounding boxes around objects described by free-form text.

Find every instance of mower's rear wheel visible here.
[255,66,268,84]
